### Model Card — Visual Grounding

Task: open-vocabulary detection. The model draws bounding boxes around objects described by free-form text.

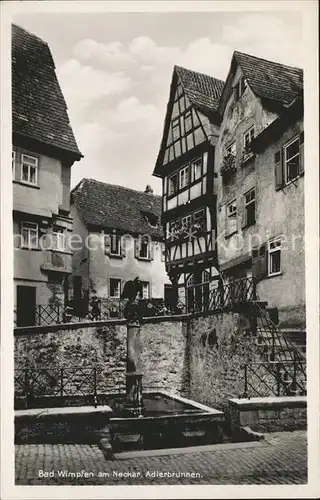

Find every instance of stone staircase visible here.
[244,301,307,398]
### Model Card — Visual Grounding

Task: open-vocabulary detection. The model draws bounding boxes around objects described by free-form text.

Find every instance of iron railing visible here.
[187,277,257,314]
[14,366,101,408]
[242,360,307,398]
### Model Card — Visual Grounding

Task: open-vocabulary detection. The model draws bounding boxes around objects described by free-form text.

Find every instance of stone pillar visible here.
[124,320,143,417]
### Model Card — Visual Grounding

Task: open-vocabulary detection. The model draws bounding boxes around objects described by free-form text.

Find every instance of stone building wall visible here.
[14,311,262,409]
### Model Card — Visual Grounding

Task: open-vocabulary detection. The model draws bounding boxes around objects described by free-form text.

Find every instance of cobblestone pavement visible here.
[15,431,307,485]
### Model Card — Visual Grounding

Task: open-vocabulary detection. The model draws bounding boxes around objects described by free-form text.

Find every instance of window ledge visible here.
[263,272,283,280]
[136,256,152,262]
[13,180,40,189]
[19,247,42,251]
[108,254,124,259]
[240,153,255,165]
[224,230,238,240]
[242,222,256,230]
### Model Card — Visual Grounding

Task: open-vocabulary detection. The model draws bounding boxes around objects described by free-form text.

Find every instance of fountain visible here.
[103,278,226,454]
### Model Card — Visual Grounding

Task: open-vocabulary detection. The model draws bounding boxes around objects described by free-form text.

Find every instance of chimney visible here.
[144,185,153,194]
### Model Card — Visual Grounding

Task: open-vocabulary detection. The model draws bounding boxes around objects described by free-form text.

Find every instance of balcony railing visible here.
[41,250,72,273]
[187,277,257,314]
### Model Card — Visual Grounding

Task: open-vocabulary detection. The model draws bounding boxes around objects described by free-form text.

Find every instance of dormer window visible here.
[233,77,246,102]
[141,211,159,228]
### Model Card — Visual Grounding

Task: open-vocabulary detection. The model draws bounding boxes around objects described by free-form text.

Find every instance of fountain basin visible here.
[109,391,225,452]
[15,391,225,451]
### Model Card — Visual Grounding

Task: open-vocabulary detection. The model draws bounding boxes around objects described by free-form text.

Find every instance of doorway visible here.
[16,285,36,327]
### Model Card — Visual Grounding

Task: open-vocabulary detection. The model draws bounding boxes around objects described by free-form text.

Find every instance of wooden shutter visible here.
[259,244,268,279]
[121,235,126,257]
[134,238,139,258]
[104,234,111,255]
[252,244,268,280]
[299,131,304,175]
[274,150,284,190]
[149,240,154,260]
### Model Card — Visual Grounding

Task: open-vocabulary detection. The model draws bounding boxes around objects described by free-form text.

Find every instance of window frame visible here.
[179,165,190,190]
[139,236,151,260]
[139,281,150,300]
[191,157,202,182]
[168,173,178,196]
[243,126,255,150]
[52,226,66,252]
[244,188,256,227]
[283,136,300,185]
[225,141,236,158]
[20,153,38,186]
[268,237,282,277]
[110,278,121,298]
[110,234,122,256]
[21,221,39,250]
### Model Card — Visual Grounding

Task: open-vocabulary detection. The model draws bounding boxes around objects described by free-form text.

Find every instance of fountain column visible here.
[124,318,143,417]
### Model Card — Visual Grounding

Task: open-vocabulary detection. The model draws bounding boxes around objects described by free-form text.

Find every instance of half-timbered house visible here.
[153,66,224,311]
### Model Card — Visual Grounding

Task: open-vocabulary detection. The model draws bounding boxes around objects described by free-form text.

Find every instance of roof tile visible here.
[12,24,82,158]
[71,179,163,238]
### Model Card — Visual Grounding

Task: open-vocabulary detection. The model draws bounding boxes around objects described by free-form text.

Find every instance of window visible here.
[244,188,256,227]
[184,111,192,133]
[21,154,38,185]
[110,234,122,256]
[226,201,237,234]
[181,214,192,229]
[52,227,65,251]
[275,133,304,190]
[139,236,151,259]
[243,126,255,151]
[110,278,121,298]
[191,157,202,182]
[168,173,178,196]
[179,165,189,189]
[172,118,180,141]
[139,281,150,299]
[193,209,205,232]
[225,142,236,157]
[268,238,281,276]
[284,137,300,183]
[233,76,246,101]
[21,221,38,249]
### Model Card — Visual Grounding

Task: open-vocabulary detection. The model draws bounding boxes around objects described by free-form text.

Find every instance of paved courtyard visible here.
[15,430,307,485]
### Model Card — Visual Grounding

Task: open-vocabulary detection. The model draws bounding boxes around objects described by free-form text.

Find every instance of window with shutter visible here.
[104,234,111,255]
[274,150,284,190]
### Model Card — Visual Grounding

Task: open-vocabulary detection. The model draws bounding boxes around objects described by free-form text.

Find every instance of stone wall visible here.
[14,310,286,411]
[188,312,261,411]
[14,316,190,398]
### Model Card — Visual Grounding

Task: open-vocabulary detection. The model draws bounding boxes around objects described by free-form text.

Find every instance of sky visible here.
[13,10,303,195]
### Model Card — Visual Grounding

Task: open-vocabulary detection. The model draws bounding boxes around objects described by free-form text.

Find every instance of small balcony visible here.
[41,250,72,274]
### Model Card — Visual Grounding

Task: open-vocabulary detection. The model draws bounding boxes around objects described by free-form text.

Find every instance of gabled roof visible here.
[153,66,224,176]
[71,178,163,239]
[219,51,303,114]
[12,24,82,159]
[175,65,225,117]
